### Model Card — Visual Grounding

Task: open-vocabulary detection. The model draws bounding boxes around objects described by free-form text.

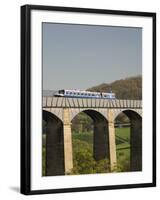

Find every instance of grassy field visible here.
[42,127,131,175]
[72,131,93,145]
[115,127,130,171]
[72,127,130,149]
[72,127,131,171]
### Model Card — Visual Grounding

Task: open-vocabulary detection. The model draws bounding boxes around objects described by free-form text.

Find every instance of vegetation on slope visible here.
[88,75,142,100]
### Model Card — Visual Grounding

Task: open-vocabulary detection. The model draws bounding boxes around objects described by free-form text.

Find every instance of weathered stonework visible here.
[93,121,109,161]
[108,109,117,171]
[43,111,64,176]
[130,117,142,171]
[63,108,73,174]
[43,97,142,175]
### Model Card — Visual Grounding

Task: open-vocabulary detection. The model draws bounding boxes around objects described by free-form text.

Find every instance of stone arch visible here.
[43,108,63,122]
[71,109,109,161]
[113,108,142,120]
[43,110,64,176]
[114,109,142,171]
[70,108,108,122]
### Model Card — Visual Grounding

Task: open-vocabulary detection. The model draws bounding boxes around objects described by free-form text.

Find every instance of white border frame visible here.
[30,9,153,190]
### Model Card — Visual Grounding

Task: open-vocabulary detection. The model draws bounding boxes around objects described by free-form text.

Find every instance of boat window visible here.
[59,90,64,94]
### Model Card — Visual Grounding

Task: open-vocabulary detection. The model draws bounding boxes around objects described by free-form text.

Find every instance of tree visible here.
[70,139,110,175]
[88,75,142,100]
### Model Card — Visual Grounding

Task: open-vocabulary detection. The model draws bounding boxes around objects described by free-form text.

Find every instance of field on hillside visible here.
[42,127,130,175]
[115,127,130,171]
[72,127,130,173]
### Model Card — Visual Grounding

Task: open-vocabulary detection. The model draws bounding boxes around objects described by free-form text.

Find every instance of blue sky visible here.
[43,23,142,90]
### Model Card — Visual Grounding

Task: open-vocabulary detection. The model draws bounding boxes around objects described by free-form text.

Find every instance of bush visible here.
[70,139,110,175]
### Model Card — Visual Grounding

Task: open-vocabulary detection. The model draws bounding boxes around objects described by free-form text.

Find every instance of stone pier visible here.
[63,108,73,174]
[44,111,64,176]
[93,121,109,161]
[108,110,117,171]
[130,117,142,171]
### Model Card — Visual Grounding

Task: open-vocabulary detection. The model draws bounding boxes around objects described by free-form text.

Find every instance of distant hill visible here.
[87,75,142,100]
[43,75,142,100]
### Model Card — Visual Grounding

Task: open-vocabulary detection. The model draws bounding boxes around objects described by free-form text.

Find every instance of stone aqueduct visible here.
[43,96,142,176]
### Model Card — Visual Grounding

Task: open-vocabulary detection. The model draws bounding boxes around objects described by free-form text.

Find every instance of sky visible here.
[43,23,142,90]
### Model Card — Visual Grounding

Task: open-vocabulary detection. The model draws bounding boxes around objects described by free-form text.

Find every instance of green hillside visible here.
[88,75,142,100]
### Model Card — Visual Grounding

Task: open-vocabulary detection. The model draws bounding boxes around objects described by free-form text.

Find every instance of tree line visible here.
[88,75,142,100]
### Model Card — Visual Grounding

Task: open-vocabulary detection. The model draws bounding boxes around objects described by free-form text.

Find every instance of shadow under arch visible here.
[115,109,142,171]
[43,110,64,176]
[71,109,109,161]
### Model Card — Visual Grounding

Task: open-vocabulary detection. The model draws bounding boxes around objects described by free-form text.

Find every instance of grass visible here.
[72,127,130,171]
[116,127,130,171]
[72,127,130,148]
[42,127,131,175]
[116,127,130,142]
[72,127,131,172]
[72,131,93,145]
